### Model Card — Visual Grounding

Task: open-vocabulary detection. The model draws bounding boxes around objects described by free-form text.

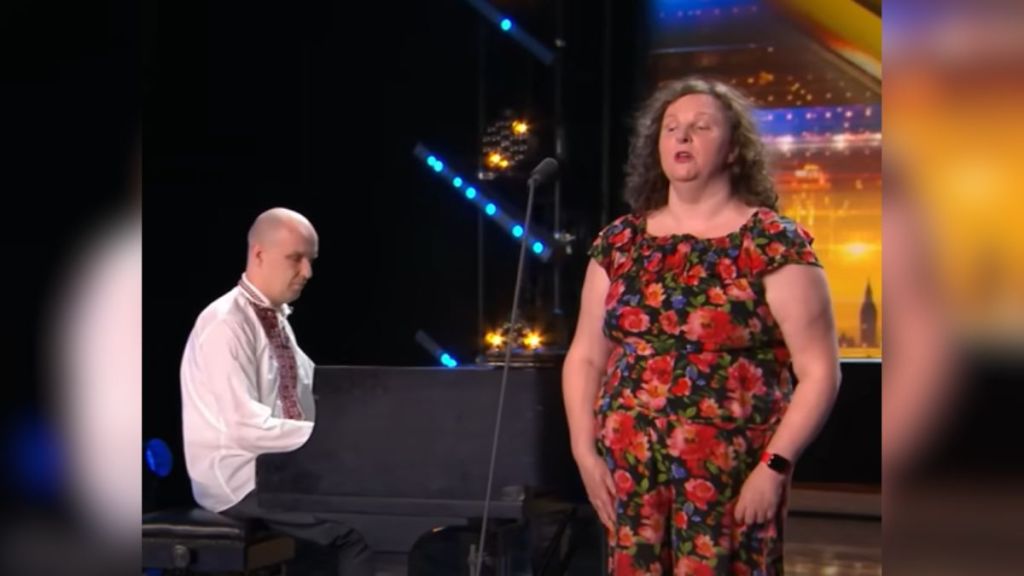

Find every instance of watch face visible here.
[765,454,789,473]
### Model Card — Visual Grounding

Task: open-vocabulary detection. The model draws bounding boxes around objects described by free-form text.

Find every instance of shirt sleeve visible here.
[188,320,313,454]
[761,217,823,274]
[588,229,613,275]
[588,215,634,278]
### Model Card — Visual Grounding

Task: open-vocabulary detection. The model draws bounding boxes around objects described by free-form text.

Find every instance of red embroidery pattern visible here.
[240,281,303,420]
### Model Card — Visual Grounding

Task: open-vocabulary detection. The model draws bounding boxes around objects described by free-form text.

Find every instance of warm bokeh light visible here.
[485,331,505,348]
[522,331,542,350]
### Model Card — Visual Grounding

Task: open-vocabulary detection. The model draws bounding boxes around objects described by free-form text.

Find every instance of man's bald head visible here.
[247,207,317,250]
[244,208,319,307]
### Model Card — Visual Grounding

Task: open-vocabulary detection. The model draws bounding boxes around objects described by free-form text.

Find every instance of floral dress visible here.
[588,207,821,575]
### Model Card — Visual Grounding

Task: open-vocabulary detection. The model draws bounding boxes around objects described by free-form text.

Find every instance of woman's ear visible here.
[727,147,741,173]
[727,147,740,165]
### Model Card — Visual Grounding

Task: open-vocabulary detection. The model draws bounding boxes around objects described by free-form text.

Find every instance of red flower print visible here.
[731,435,748,454]
[724,358,766,419]
[664,243,690,271]
[628,425,650,462]
[765,240,786,259]
[673,509,688,530]
[684,478,717,510]
[637,380,669,411]
[606,345,623,367]
[667,423,719,473]
[589,210,804,574]
[617,526,636,549]
[621,389,638,410]
[641,486,672,518]
[687,352,717,373]
[683,308,745,350]
[698,398,719,419]
[602,412,638,463]
[716,258,737,280]
[676,556,714,576]
[609,227,633,248]
[614,469,635,500]
[643,355,674,387]
[615,551,636,576]
[612,251,632,277]
[737,237,767,275]
[659,310,681,335]
[708,286,727,305]
[773,346,792,364]
[603,367,621,394]
[682,264,705,286]
[725,278,755,301]
[644,283,665,307]
[606,279,625,307]
[747,316,762,334]
[624,336,655,356]
[645,251,664,273]
[694,534,715,558]
[637,512,666,545]
[670,377,691,396]
[762,213,784,234]
[710,441,736,472]
[798,245,817,264]
[619,307,650,333]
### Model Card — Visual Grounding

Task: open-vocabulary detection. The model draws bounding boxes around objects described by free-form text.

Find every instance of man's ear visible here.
[250,244,263,265]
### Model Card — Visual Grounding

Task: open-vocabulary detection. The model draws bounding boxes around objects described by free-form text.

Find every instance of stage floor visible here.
[372,512,881,575]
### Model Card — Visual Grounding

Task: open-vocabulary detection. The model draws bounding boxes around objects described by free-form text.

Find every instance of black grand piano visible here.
[255,365,595,573]
[255,362,880,573]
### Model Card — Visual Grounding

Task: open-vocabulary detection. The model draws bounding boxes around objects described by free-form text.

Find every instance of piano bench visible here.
[142,507,295,575]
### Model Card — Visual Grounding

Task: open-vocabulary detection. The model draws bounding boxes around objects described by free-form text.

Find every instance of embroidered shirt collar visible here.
[238,274,293,316]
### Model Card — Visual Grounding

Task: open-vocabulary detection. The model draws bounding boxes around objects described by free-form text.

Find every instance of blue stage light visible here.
[440,353,458,368]
[145,438,173,478]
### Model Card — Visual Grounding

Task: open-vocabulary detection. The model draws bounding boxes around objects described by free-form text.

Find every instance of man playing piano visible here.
[179,207,373,575]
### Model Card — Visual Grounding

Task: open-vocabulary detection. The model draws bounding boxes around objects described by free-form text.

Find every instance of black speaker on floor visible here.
[407,510,605,576]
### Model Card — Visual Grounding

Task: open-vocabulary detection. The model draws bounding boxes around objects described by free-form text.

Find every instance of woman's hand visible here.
[734,463,787,525]
[576,450,617,532]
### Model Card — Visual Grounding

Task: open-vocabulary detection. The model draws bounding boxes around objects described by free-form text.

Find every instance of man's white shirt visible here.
[180,275,315,512]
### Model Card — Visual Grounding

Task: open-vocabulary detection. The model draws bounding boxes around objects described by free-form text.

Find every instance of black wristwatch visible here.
[760,451,792,475]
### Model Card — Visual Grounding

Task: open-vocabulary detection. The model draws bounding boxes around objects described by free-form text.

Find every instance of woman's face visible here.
[658,93,735,185]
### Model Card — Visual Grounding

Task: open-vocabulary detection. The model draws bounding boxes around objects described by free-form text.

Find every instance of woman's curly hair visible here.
[623,76,777,213]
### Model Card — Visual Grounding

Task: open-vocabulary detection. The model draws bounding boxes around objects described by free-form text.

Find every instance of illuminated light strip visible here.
[413,143,555,262]
[414,330,460,368]
[460,0,555,65]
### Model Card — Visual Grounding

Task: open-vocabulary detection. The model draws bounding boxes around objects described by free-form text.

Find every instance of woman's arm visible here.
[762,264,842,462]
[562,260,617,529]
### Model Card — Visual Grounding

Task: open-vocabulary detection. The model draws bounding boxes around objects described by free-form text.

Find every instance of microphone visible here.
[527,157,559,187]
[471,155,558,576]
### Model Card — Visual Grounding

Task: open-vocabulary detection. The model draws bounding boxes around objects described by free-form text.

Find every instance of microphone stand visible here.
[471,174,542,576]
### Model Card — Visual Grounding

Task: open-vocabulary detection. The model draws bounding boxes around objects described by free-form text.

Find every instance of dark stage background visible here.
[2,0,138,508]
[144,0,648,508]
